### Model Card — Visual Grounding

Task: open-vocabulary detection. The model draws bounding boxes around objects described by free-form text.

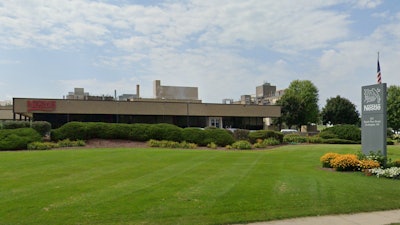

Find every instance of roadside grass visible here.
[1,144,400,225]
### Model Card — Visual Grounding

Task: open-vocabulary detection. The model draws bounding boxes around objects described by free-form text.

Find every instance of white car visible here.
[280,129,298,134]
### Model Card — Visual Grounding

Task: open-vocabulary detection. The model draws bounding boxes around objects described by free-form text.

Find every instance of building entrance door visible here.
[208,117,223,128]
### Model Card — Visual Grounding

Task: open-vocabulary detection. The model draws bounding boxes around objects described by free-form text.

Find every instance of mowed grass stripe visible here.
[1,145,400,225]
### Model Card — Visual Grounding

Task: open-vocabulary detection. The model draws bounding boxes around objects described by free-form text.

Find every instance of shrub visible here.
[85,122,112,139]
[330,154,359,171]
[248,130,283,144]
[182,128,207,145]
[57,139,85,147]
[52,122,181,142]
[321,139,358,144]
[231,140,252,150]
[318,131,338,139]
[203,128,235,147]
[232,129,250,141]
[320,152,340,168]
[51,122,88,141]
[253,138,280,148]
[0,128,42,150]
[2,121,52,137]
[179,141,197,149]
[2,121,30,129]
[283,134,307,144]
[390,159,400,167]
[387,138,395,145]
[147,139,197,149]
[27,142,58,150]
[31,121,52,136]
[128,124,151,141]
[307,136,323,143]
[320,125,361,141]
[207,142,218,149]
[147,124,183,142]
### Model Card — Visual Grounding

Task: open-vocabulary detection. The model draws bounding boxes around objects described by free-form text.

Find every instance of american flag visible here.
[377,58,381,84]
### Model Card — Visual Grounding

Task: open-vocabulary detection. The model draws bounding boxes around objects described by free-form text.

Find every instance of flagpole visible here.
[377,52,381,84]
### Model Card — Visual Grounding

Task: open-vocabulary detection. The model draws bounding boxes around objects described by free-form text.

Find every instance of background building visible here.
[153,80,199,101]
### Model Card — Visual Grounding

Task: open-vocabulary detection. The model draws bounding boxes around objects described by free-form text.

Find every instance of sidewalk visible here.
[244,209,400,225]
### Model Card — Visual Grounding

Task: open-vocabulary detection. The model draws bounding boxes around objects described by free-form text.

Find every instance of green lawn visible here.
[1,145,400,225]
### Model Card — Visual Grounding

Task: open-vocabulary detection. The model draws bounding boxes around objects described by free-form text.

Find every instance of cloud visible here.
[0,59,20,64]
[1,0,398,110]
[354,0,383,9]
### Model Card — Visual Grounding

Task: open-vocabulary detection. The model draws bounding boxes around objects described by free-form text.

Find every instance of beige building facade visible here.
[13,98,280,129]
[0,106,13,121]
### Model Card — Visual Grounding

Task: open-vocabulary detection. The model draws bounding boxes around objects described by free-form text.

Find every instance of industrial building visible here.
[12,80,282,129]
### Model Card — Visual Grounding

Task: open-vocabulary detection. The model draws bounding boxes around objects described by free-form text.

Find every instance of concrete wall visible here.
[0,106,13,120]
[13,98,281,118]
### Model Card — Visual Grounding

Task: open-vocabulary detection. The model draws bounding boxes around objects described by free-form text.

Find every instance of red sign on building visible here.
[27,100,56,112]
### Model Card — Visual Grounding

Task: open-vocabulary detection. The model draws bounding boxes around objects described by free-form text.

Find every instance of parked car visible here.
[280,129,298,134]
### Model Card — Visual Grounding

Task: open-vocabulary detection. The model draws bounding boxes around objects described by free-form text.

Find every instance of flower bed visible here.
[370,167,400,179]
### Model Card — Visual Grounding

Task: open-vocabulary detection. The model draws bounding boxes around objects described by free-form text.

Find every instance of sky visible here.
[1,0,399,110]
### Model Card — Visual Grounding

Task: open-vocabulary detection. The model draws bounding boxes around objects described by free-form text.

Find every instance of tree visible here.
[387,85,400,132]
[321,95,360,125]
[277,80,319,129]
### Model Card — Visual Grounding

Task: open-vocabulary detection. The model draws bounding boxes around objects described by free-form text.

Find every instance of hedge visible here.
[182,128,207,145]
[0,128,42,150]
[1,120,51,136]
[146,123,183,142]
[248,130,283,144]
[320,125,361,141]
[203,128,235,147]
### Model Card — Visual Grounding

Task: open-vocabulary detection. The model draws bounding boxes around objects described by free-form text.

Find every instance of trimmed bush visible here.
[320,125,361,141]
[307,136,323,143]
[1,121,52,137]
[248,130,283,144]
[51,122,88,141]
[232,129,250,141]
[203,128,235,147]
[31,121,51,136]
[321,139,358,144]
[52,122,163,142]
[182,128,207,145]
[231,140,252,150]
[147,123,183,142]
[0,128,42,150]
[2,121,30,129]
[128,124,151,141]
[283,134,307,144]
[318,131,338,139]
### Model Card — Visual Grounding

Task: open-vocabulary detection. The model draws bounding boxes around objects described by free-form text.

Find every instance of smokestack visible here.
[136,84,140,98]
